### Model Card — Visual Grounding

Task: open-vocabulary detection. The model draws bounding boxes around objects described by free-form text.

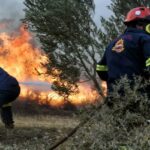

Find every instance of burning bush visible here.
[0,23,101,107]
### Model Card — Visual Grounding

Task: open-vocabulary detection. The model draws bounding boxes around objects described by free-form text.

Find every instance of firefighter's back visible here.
[105,27,150,84]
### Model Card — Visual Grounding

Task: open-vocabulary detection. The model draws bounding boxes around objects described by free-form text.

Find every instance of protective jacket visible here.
[96,27,150,91]
[0,67,19,91]
[0,67,20,128]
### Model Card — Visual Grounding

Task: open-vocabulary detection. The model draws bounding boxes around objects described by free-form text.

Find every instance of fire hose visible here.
[19,80,105,149]
[49,118,89,150]
[49,91,105,150]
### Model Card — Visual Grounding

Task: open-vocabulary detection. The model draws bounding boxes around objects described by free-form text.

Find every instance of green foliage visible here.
[64,76,150,149]
[24,0,102,96]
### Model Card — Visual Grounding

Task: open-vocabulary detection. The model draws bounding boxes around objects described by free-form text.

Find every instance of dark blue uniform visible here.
[0,67,20,93]
[96,27,150,92]
[0,67,20,128]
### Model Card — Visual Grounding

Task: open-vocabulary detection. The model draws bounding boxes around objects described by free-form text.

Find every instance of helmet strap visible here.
[136,21,150,34]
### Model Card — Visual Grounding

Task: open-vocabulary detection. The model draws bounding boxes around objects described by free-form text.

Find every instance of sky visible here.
[94,0,112,25]
[0,0,25,21]
[0,0,112,27]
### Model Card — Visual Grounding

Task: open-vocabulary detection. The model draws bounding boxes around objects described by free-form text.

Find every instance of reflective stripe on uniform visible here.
[2,103,12,108]
[146,58,150,67]
[96,65,108,71]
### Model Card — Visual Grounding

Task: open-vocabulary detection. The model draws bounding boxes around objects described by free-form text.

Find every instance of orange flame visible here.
[101,81,107,96]
[0,24,100,107]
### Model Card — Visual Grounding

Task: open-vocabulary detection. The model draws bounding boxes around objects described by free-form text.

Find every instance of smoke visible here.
[0,0,25,32]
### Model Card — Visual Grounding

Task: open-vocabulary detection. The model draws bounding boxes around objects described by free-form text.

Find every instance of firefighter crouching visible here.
[0,67,20,129]
[96,7,150,96]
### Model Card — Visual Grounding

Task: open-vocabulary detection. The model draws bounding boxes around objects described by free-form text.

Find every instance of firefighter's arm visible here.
[96,53,108,81]
[142,36,150,79]
[96,64,108,81]
[145,58,150,79]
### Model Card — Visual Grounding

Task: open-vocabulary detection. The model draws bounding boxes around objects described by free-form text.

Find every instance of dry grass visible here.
[15,115,78,128]
[0,114,79,150]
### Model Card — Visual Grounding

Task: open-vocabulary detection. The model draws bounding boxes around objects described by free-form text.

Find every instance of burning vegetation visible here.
[0,23,101,107]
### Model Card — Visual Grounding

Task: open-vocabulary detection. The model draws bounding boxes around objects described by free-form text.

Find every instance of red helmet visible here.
[124,7,150,24]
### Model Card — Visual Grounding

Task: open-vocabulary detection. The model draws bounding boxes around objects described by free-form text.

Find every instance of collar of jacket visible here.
[125,27,146,34]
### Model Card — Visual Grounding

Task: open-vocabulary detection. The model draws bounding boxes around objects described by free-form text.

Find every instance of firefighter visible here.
[96,6,150,94]
[0,67,20,129]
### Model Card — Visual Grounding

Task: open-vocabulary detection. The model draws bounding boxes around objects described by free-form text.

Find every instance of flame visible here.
[0,24,100,107]
[101,81,107,96]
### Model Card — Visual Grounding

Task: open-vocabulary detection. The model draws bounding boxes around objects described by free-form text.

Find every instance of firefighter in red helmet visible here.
[124,7,150,24]
[96,7,150,95]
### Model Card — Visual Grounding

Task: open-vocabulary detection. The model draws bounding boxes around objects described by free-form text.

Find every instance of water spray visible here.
[19,80,52,91]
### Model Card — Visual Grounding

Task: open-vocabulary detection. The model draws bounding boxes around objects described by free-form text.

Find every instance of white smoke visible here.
[0,0,25,32]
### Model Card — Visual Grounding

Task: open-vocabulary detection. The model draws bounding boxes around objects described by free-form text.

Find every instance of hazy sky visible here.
[94,0,112,24]
[0,0,24,20]
[0,0,112,26]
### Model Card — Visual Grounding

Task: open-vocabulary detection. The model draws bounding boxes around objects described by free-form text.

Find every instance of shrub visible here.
[65,76,150,150]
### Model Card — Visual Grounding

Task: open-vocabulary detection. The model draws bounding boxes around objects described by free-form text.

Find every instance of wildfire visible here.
[0,23,101,107]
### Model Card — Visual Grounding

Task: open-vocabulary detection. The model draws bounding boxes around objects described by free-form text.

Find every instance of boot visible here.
[1,106,14,129]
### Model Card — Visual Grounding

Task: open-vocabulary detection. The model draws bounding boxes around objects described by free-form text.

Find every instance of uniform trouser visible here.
[0,87,20,126]
[1,104,13,125]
